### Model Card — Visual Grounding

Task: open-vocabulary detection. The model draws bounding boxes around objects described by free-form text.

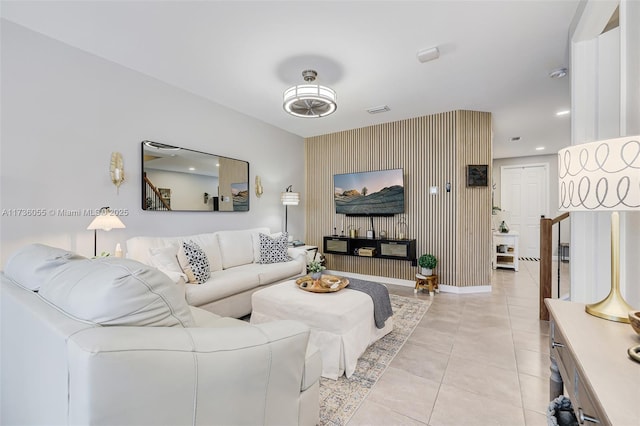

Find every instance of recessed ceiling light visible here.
[535,147,545,151]
[556,110,570,116]
[549,67,568,79]
[188,167,195,171]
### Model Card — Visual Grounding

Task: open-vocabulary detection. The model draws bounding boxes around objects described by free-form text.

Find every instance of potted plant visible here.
[308,260,326,280]
[418,254,437,276]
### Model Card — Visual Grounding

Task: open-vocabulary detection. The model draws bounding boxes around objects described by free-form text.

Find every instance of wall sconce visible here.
[255,176,264,197]
[110,152,125,193]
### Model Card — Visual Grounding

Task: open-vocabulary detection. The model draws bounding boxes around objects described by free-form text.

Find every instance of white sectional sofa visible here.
[1,243,321,426]
[126,227,307,318]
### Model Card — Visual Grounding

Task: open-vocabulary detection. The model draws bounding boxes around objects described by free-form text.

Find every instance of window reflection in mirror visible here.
[141,141,249,212]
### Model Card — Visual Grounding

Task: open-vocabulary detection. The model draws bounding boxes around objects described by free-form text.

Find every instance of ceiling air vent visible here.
[367,105,390,114]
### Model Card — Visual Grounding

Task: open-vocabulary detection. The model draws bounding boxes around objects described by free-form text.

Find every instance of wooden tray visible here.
[295,274,349,293]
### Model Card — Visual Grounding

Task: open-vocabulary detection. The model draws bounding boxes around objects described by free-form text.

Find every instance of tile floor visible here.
[349,260,571,426]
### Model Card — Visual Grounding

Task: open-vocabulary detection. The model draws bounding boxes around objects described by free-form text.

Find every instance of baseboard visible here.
[325,270,493,294]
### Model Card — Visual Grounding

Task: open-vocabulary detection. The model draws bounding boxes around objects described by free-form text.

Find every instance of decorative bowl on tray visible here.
[295,274,349,293]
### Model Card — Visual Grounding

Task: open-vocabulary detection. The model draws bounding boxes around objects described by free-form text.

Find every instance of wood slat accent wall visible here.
[305,110,492,287]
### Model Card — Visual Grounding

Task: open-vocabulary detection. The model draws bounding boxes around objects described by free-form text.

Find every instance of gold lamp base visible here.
[584,211,633,323]
[585,289,632,323]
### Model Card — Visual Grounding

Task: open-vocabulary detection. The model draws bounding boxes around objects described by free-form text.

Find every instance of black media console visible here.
[323,236,417,265]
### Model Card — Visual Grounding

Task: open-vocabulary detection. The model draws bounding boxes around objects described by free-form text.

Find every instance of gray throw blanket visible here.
[346,278,393,329]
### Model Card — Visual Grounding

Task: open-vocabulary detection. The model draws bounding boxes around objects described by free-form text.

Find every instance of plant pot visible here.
[311,271,322,280]
[421,268,433,276]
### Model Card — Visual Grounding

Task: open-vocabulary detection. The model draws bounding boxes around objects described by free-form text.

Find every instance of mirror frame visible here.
[141,141,250,212]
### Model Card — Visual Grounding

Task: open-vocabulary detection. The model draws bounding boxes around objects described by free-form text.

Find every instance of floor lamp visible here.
[281,185,300,235]
[86,207,126,257]
[558,135,639,322]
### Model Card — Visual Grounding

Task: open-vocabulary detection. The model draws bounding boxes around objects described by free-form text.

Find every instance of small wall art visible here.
[466,165,488,187]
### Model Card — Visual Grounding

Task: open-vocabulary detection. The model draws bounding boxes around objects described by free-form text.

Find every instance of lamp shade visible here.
[281,191,300,206]
[558,135,640,212]
[87,209,126,231]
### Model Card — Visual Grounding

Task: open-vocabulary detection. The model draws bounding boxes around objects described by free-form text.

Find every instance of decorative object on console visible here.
[418,253,437,276]
[627,302,640,361]
[255,175,263,197]
[397,215,407,239]
[466,164,488,187]
[86,207,126,257]
[558,135,640,323]
[499,220,509,233]
[283,69,337,118]
[281,185,300,235]
[110,152,125,193]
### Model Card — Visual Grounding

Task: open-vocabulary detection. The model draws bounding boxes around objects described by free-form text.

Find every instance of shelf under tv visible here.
[323,236,417,265]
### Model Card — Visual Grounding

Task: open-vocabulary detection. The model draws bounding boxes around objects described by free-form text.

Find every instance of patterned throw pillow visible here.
[177,240,211,284]
[257,232,291,264]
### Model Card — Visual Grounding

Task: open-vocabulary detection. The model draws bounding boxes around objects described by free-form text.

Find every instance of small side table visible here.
[415,273,439,295]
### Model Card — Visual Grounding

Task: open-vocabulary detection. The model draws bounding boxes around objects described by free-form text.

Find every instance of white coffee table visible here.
[250,279,393,380]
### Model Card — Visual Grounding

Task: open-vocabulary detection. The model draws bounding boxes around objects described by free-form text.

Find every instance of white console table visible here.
[492,231,519,271]
[545,299,639,425]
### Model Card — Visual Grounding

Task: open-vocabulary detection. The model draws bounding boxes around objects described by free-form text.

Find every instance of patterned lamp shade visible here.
[558,135,640,212]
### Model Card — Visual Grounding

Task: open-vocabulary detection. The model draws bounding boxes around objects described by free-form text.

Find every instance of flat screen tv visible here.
[334,168,404,216]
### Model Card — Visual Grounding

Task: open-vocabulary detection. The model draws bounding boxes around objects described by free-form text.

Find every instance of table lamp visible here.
[281,185,300,234]
[558,135,640,322]
[87,207,126,257]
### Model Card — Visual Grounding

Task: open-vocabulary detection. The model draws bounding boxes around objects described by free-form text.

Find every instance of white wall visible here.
[0,20,305,265]
[569,0,640,308]
[492,154,570,256]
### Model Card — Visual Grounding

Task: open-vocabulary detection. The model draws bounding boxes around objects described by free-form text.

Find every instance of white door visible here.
[501,164,548,258]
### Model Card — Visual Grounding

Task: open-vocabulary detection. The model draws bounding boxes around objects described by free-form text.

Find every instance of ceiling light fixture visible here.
[549,67,568,79]
[283,70,337,118]
[510,136,521,142]
[556,110,571,116]
[536,147,545,151]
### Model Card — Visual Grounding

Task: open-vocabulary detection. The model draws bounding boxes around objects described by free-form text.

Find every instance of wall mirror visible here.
[141,141,249,212]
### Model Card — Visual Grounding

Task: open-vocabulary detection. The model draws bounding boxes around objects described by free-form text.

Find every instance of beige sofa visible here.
[126,227,307,318]
[1,244,321,426]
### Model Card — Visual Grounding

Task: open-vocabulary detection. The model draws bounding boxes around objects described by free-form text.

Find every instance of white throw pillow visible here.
[257,232,291,264]
[148,245,186,283]
[177,240,211,284]
[39,257,195,327]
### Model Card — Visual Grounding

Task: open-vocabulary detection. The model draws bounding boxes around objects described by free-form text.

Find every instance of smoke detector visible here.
[549,67,568,79]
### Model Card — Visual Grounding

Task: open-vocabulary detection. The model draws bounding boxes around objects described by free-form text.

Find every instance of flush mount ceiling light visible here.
[283,70,337,118]
[549,67,568,79]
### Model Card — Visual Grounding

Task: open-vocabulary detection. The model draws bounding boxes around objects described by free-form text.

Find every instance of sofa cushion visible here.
[126,233,223,272]
[39,257,195,327]
[148,244,187,283]
[256,260,305,285]
[257,232,291,264]
[217,229,267,269]
[4,243,85,291]
[177,241,211,284]
[184,266,261,306]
